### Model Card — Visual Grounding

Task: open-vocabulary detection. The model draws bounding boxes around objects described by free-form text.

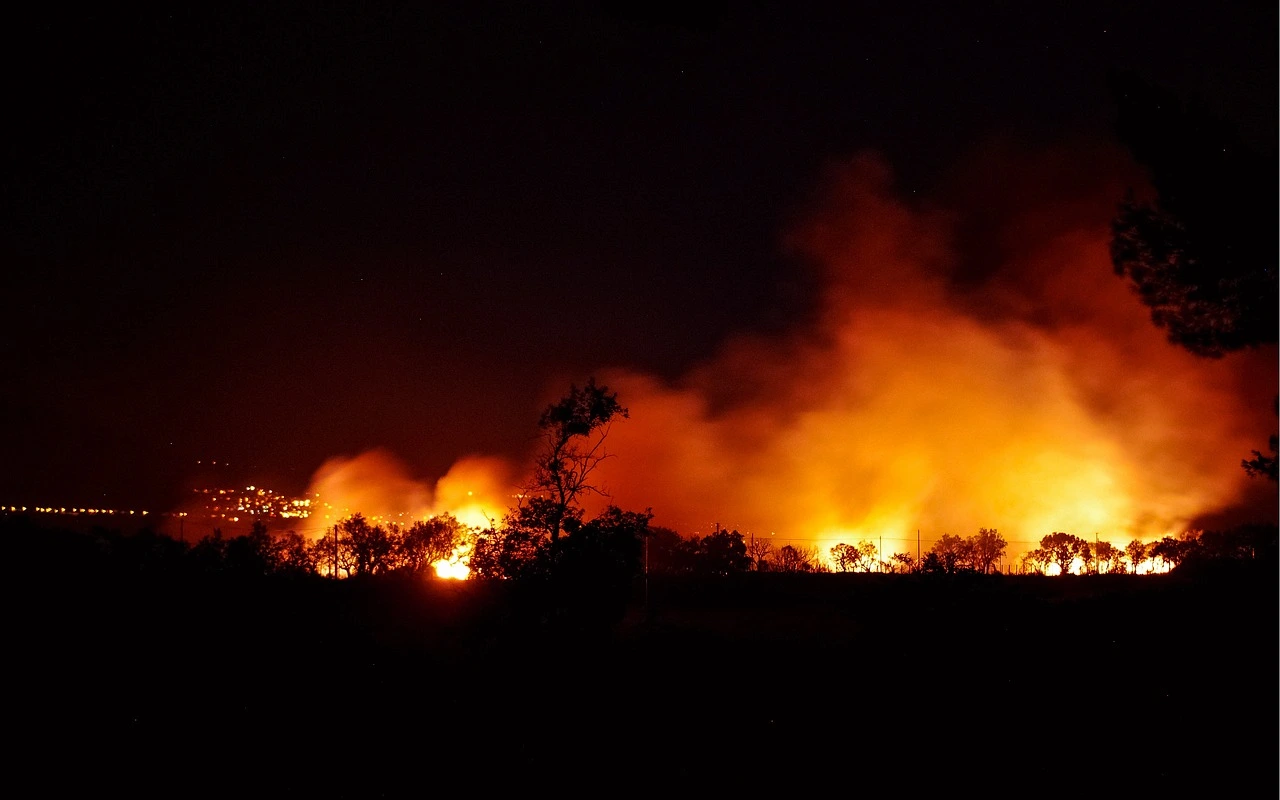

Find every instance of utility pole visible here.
[879,535,883,573]
[643,527,649,613]
[916,529,920,566]
[332,523,338,579]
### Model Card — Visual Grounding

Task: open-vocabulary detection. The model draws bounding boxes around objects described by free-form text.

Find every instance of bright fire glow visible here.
[304,450,509,531]
[255,146,1274,572]
[433,558,471,580]
[1134,558,1173,576]
[567,149,1277,559]
[291,450,513,579]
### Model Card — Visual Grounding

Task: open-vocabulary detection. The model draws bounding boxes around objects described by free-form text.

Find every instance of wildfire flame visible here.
[433,557,471,580]
[304,450,508,526]
[573,146,1276,556]
[293,450,510,578]
[288,144,1275,568]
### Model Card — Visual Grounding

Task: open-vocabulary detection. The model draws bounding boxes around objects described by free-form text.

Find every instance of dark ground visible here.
[15,562,1278,796]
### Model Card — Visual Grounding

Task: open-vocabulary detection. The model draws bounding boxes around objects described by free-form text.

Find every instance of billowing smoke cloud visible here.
[305,448,514,533]
[577,147,1276,557]
[304,144,1275,561]
[427,455,516,530]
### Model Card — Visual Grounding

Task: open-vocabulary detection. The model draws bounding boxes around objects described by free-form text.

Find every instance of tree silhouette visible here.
[1241,437,1278,481]
[1240,398,1278,482]
[919,551,946,574]
[526,378,628,545]
[1092,540,1124,574]
[970,528,1007,574]
[747,537,774,571]
[270,531,316,575]
[189,528,228,573]
[820,541,899,572]
[854,541,879,572]
[556,506,651,586]
[1148,536,1191,572]
[774,544,818,573]
[339,514,396,576]
[644,525,689,574]
[1124,539,1149,574]
[220,521,320,576]
[1038,532,1091,575]
[1020,548,1050,575]
[1108,72,1277,358]
[224,520,277,576]
[1108,74,1278,482]
[930,534,973,573]
[687,529,751,575]
[888,552,916,573]
[468,513,550,579]
[398,514,469,572]
[1188,524,1278,564]
[310,524,357,578]
[829,543,858,572]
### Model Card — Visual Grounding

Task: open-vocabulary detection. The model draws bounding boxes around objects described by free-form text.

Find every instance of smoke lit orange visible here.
[578,148,1276,559]
[294,146,1276,568]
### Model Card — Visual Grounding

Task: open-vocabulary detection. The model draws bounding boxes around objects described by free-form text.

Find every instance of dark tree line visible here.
[11,514,1271,585]
[645,527,753,575]
[309,513,471,577]
[10,514,472,581]
[1019,527,1277,575]
[10,379,1274,589]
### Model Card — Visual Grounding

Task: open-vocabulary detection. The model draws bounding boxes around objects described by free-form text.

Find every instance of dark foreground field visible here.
[15,563,1277,796]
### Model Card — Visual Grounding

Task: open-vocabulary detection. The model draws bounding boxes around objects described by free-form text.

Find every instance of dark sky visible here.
[3,1,1275,509]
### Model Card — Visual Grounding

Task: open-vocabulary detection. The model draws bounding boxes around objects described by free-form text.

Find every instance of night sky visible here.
[3,2,1275,511]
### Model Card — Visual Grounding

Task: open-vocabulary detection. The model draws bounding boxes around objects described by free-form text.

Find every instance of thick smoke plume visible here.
[306,145,1276,560]
[305,449,513,532]
[581,147,1276,556]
